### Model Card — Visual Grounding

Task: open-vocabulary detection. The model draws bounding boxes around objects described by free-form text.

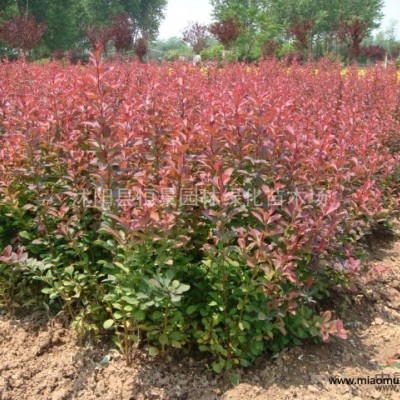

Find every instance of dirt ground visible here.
[0,229,399,400]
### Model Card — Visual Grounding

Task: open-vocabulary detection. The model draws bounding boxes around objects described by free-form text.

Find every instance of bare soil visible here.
[0,230,399,400]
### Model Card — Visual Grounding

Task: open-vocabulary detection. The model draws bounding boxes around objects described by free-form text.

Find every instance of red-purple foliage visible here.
[209,18,241,48]
[262,39,279,58]
[0,15,46,53]
[288,18,314,52]
[53,49,65,61]
[67,49,80,65]
[86,25,113,50]
[108,13,133,52]
[0,58,399,366]
[134,37,148,62]
[183,22,209,54]
[87,13,133,53]
[337,17,367,62]
[283,51,305,65]
[361,45,386,62]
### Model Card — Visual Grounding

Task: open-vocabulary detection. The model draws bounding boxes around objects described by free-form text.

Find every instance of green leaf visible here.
[228,372,240,386]
[114,261,129,273]
[121,296,138,305]
[186,305,197,315]
[170,331,183,341]
[148,347,159,357]
[133,310,145,321]
[212,359,225,374]
[258,312,267,321]
[19,231,32,240]
[175,283,190,294]
[166,270,174,281]
[242,321,250,330]
[64,266,74,276]
[159,334,169,345]
[112,336,123,352]
[147,278,160,288]
[171,294,182,303]
[172,280,180,289]
[103,319,114,329]
[113,311,123,319]
[151,311,163,320]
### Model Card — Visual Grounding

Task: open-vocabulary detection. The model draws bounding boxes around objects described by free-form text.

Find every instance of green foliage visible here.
[95,222,193,363]
[152,36,187,52]
[81,0,167,40]
[211,0,385,61]
[42,0,86,51]
[277,42,296,58]
[164,47,194,61]
[0,0,167,55]
[211,0,280,60]
[201,43,225,61]
[365,21,400,61]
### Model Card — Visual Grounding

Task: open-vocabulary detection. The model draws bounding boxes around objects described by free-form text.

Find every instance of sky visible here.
[158,0,213,39]
[158,0,400,40]
[382,0,400,35]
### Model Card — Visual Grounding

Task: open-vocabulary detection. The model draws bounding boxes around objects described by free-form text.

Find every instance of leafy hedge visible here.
[0,56,399,372]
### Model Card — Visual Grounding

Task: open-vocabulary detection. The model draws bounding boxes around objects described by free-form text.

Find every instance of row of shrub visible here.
[0,57,399,372]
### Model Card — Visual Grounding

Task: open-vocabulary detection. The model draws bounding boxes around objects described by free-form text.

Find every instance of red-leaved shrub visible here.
[0,57,399,370]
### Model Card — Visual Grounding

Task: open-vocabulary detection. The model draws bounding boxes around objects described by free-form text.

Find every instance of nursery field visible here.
[0,57,400,391]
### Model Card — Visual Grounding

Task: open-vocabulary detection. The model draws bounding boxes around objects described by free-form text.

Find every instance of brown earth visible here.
[0,229,399,400]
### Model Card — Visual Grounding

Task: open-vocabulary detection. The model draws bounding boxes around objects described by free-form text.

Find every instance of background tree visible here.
[0,0,17,22]
[270,0,383,57]
[211,0,279,60]
[337,17,368,62]
[3,0,86,52]
[369,21,400,61]
[83,0,122,26]
[287,18,314,58]
[0,0,167,57]
[152,36,186,52]
[42,0,86,52]
[86,24,112,51]
[84,0,167,41]
[0,0,388,62]
[360,45,385,62]
[0,15,46,56]
[109,13,134,52]
[262,39,279,58]
[182,22,209,54]
[119,0,167,40]
[209,17,241,49]
[151,36,193,61]
[211,0,384,60]
[134,36,148,62]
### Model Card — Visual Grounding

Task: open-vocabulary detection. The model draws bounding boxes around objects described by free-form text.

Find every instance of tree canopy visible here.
[0,0,390,62]
[0,0,167,55]
[211,0,384,60]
